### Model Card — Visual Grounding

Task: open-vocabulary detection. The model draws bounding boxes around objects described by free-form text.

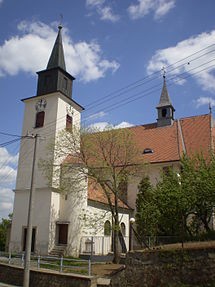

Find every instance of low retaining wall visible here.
[0,263,97,287]
[111,247,215,287]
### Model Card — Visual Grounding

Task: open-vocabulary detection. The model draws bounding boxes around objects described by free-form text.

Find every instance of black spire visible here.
[156,76,175,127]
[36,25,75,98]
[47,25,66,71]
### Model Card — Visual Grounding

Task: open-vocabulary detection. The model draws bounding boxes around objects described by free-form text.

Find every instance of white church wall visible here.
[127,162,181,210]
[48,191,60,252]
[57,168,88,257]
[10,189,52,255]
[80,203,130,255]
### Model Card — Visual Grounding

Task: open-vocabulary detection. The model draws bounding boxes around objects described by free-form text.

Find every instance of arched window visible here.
[104,220,111,236]
[162,108,167,118]
[66,114,73,130]
[120,222,126,236]
[35,111,45,128]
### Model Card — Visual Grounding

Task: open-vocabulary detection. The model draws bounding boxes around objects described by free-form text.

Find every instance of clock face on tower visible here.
[35,98,47,112]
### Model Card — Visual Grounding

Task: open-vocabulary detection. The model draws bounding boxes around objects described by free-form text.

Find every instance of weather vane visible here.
[59,14,63,29]
[161,66,166,79]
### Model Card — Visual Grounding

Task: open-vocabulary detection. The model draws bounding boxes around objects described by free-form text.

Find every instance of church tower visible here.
[156,76,175,127]
[10,26,84,255]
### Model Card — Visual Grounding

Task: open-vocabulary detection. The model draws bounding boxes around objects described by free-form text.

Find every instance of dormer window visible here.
[143,148,153,154]
[35,111,45,128]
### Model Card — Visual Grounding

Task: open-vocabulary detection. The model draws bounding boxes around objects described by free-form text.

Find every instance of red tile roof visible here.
[64,113,213,206]
[129,113,213,163]
[88,179,131,210]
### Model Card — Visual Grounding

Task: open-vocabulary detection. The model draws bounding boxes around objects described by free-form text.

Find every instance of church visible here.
[9,26,214,257]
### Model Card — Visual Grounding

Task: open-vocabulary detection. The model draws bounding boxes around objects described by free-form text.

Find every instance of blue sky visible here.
[1,0,215,220]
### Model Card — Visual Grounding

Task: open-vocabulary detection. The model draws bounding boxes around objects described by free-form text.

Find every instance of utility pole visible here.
[23,134,39,287]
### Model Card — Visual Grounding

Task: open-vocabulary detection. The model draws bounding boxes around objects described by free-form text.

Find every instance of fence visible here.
[0,252,91,276]
[133,235,191,249]
[80,236,129,255]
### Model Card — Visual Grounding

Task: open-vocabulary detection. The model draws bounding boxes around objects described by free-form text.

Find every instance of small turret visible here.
[156,76,175,127]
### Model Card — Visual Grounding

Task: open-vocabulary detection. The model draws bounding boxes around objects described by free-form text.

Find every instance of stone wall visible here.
[0,263,97,287]
[111,247,215,287]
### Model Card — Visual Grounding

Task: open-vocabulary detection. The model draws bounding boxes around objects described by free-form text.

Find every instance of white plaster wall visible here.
[48,191,60,251]
[16,93,81,191]
[58,169,88,257]
[16,94,58,190]
[10,188,52,255]
[80,204,130,254]
[127,162,181,210]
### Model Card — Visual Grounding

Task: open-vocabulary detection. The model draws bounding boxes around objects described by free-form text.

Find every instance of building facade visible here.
[10,26,214,257]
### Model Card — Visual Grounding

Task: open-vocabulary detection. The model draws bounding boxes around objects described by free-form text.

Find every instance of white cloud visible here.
[0,166,17,184]
[86,0,105,6]
[115,121,134,129]
[0,148,17,220]
[86,0,120,22]
[89,121,133,131]
[0,21,119,82]
[147,29,215,93]
[195,97,215,108]
[0,147,19,165]
[0,188,14,220]
[128,0,175,20]
[85,111,107,121]
[98,6,120,22]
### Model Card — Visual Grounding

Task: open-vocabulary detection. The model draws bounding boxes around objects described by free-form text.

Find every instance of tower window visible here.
[44,75,51,87]
[66,114,73,130]
[63,77,68,90]
[35,111,45,128]
[162,108,167,118]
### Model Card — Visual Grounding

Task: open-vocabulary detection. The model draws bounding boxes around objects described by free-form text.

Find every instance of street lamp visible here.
[129,217,135,251]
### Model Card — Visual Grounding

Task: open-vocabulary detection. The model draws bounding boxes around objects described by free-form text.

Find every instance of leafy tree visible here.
[42,126,143,263]
[180,153,215,234]
[136,153,215,240]
[135,176,159,238]
[0,214,12,251]
[154,168,191,238]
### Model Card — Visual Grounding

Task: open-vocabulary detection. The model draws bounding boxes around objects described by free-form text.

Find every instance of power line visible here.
[30,42,215,135]
[0,132,23,138]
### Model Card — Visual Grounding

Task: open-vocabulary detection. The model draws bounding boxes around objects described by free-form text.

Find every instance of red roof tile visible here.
[64,113,214,205]
[129,113,213,163]
[88,179,131,210]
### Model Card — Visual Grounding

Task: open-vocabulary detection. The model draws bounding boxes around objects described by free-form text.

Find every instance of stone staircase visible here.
[96,278,111,287]
[49,245,67,257]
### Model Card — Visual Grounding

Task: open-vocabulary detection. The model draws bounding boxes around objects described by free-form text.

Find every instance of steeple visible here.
[47,25,66,70]
[36,25,75,98]
[156,76,175,127]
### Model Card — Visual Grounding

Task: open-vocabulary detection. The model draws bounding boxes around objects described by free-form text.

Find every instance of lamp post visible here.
[129,217,135,251]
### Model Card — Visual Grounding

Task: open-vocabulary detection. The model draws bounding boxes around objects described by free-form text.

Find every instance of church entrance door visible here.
[58,224,68,245]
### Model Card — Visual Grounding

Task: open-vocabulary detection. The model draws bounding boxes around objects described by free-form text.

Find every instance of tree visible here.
[0,214,12,251]
[135,153,215,241]
[42,126,143,263]
[135,176,159,238]
[180,153,215,235]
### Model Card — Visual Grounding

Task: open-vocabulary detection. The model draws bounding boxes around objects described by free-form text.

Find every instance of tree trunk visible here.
[113,215,120,263]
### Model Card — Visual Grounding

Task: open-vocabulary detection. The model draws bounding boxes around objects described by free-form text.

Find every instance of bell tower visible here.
[156,75,175,127]
[36,25,75,99]
[10,25,84,255]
